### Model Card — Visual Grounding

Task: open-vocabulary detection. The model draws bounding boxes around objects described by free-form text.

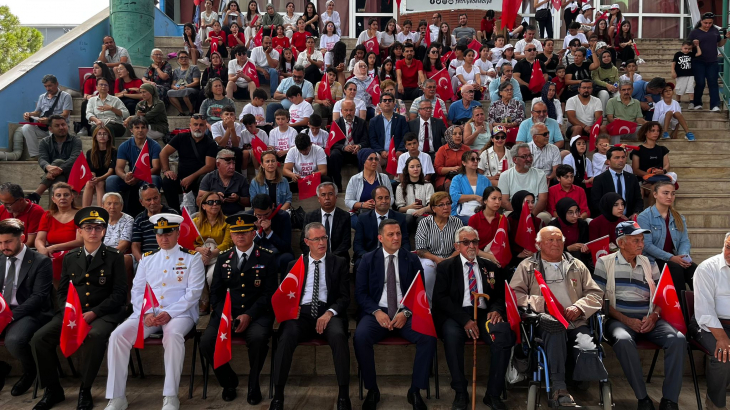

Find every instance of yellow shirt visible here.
[193,216,233,252]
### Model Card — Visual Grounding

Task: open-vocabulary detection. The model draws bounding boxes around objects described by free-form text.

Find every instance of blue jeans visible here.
[265,102,285,123]
[692,59,720,109]
[106,174,163,195]
[258,68,279,96]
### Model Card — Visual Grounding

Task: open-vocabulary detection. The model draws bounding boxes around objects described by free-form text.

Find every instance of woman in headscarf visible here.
[347,60,376,119]
[507,190,540,267]
[531,82,562,124]
[434,125,471,191]
[548,197,591,267]
[589,192,625,246]
[125,83,169,140]
[562,135,593,189]
[344,148,394,226]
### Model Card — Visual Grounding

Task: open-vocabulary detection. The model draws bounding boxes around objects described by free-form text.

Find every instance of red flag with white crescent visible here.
[132,141,152,184]
[401,271,437,337]
[433,99,448,127]
[214,290,233,368]
[243,61,260,87]
[134,282,160,349]
[325,121,346,155]
[251,135,268,164]
[585,235,610,265]
[366,77,381,106]
[515,199,538,253]
[253,26,263,47]
[502,0,521,30]
[364,36,379,54]
[59,282,91,357]
[467,38,482,54]
[504,281,521,344]
[430,68,453,102]
[272,256,306,322]
[440,51,453,66]
[528,60,546,93]
[487,215,512,267]
[386,138,398,175]
[67,154,92,193]
[534,269,569,328]
[589,116,602,152]
[297,172,321,200]
[651,264,687,334]
[0,294,12,334]
[317,72,333,103]
[178,206,202,250]
[606,119,638,136]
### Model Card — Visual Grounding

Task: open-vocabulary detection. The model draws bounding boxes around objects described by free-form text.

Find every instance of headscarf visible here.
[600,50,614,69]
[555,197,580,245]
[137,83,161,111]
[357,148,376,170]
[599,192,624,222]
[569,136,587,184]
[540,82,558,121]
[444,125,463,150]
[354,60,369,81]
[508,190,533,221]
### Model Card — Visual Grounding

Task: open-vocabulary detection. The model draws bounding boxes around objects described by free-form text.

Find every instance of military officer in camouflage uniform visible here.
[31,207,127,410]
[200,213,278,404]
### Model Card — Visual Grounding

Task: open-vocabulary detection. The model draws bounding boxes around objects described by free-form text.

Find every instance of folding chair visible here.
[133,328,200,399]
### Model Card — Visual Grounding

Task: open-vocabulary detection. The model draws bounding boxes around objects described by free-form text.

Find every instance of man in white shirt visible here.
[249,36,280,96]
[566,79,605,138]
[429,13,442,42]
[285,85,313,132]
[498,143,551,223]
[527,123,561,181]
[514,25,544,59]
[98,36,131,68]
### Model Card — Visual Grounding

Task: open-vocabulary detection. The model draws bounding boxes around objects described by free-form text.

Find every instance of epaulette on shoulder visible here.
[143,248,161,258]
[180,246,198,255]
[222,247,234,254]
[256,245,274,254]
[106,246,120,253]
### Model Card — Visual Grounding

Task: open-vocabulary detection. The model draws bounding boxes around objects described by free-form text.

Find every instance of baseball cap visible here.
[596,41,608,49]
[569,135,588,147]
[582,4,595,11]
[492,125,507,137]
[615,221,649,239]
[610,3,620,9]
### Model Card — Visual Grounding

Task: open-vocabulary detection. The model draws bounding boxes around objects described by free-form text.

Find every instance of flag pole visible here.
[395,271,421,318]
[471,292,490,410]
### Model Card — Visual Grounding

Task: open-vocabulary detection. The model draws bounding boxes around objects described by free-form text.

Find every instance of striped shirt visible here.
[593,252,660,316]
[132,206,178,254]
[415,215,464,259]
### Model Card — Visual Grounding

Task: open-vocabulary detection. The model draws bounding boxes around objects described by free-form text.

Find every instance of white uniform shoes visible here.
[105,397,128,410]
[162,396,180,410]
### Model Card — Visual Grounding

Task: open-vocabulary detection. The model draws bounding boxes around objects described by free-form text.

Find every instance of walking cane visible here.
[471,292,490,410]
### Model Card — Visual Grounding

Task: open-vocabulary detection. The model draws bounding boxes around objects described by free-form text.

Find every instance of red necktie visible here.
[467,262,477,304]
[346,121,353,145]
[423,121,430,153]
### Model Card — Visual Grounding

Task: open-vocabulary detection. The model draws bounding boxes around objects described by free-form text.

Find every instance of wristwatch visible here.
[403,310,412,318]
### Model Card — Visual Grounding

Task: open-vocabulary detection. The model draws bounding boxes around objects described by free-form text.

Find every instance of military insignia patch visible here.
[99,277,107,285]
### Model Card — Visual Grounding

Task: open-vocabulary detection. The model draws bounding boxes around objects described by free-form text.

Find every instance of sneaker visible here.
[161,396,180,410]
[693,104,703,110]
[77,128,88,137]
[662,132,671,140]
[711,106,721,112]
[199,57,210,67]
[685,132,696,141]
[105,397,129,410]
[687,103,695,110]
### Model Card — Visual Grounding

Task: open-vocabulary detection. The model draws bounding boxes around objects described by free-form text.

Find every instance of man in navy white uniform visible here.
[104,213,205,410]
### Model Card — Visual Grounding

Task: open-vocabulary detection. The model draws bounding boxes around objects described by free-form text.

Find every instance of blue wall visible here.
[154,7,183,37]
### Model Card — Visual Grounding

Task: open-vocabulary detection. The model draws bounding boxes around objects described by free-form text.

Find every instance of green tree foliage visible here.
[0,6,43,75]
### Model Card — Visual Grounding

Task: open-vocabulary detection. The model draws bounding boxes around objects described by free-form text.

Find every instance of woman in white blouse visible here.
[478,126,514,186]
[396,157,435,232]
[320,0,341,36]
[282,2,298,38]
[199,0,218,38]
[102,192,134,299]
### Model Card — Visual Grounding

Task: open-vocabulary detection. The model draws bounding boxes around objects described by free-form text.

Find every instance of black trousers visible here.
[31,314,117,389]
[398,87,424,101]
[200,312,274,389]
[536,17,553,39]
[3,314,50,376]
[273,305,350,387]
[162,173,205,212]
[656,259,697,292]
[442,307,515,396]
[304,65,322,87]
[327,148,359,191]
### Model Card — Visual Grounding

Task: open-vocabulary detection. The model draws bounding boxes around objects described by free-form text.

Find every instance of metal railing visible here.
[721,1,730,108]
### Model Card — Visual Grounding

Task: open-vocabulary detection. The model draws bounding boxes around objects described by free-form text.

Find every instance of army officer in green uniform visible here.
[31,207,127,410]
[200,213,278,404]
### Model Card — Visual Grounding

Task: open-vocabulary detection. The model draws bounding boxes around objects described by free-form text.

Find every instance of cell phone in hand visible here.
[233,318,241,329]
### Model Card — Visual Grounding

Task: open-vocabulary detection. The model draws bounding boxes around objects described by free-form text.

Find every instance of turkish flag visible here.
[132,141,152,184]
[614,144,641,152]
[585,235,610,265]
[0,294,12,334]
[243,61,260,87]
[596,11,608,21]
[366,77,380,106]
[430,69,453,102]
[251,135,268,164]
[59,282,91,357]
[363,36,379,55]
[297,172,321,200]
[467,38,482,54]
[214,290,233,368]
[400,271,437,337]
[589,116,602,152]
[633,43,641,57]
[504,281,522,344]
[272,256,306,322]
[424,30,431,47]
[651,264,687,334]
[552,0,562,9]
[607,119,638,136]
[178,206,201,250]
[317,73,333,103]
[534,269,569,328]
[134,282,160,349]
[253,26,263,47]
[250,14,259,28]
[385,138,398,175]
[67,154,92,193]
[502,0,521,30]
[325,121,345,155]
[528,61,546,93]
[440,51,454,66]
[51,250,69,280]
[515,199,538,253]
[433,99,448,127]
[487,215,512,267]
[210,36,219,54]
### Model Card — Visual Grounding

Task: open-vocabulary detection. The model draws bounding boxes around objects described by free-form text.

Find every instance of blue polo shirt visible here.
[275,78,314,109]
[117,137,162,172]
[447,99,482,124]
[516,117,564,145]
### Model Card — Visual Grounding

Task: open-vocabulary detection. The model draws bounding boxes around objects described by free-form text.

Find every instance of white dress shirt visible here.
[301,253,329,307]
[378,249,403,309]
[694,253,730,331]
[609,168,627,200]
[460,255,486,309]
[3,245,27,306]
[235,243,255,268]
[374,211,390,230]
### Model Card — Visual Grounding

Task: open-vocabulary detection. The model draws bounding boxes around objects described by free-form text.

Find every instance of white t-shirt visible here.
[320,34,340,51]
[474,58,494,75]
[284,144,327,175]
[333,98,366,116]
[211,122,246,149]
[308,129,328,148]
[242,128,268,146]
[396,31,420,44]
[514,39,543,54]
[269,126,298,151]
[356,30,382,46]
[240,103,266,124]
[249,46,280,69]
[295,49,324,69]
[619,73,643,83]
[289,100,313,124]
[563,33,588,49]
[652,99,682,128]
[396,152,435,176]
[490,47,505,64]
[566,95,603,126]
[455,65,478,85]
[448,58,464,77]
[576,14,592,25]
[228,59,251,87]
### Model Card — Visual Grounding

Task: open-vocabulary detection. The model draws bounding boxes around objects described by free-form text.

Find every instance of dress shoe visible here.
[483,394,507,410]
[77,386,94,410]
[33,388,66,410]
[0,361,11,392]
[407,390,427,410]
[362,389,380,410]
[337,395,352,410]
[161,396,179,410]
[705,393,728,410]
[659,398,679,410]
[247,386,261,405]
[104,397,128,410]
[269,398,284,410]
[11,372,36,396]
[452,391,468,410]
[638,396,655,410]
[222,387,237,402]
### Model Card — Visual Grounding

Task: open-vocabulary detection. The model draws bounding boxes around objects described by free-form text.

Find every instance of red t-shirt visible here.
[115,78,143,94]
[272,36,290,50]
[291,31,310,52]
[38,211,79,280]
[551,76,565,94]
[228,32,246,48]
[209,30,226,47]
[481,18,495,34]
[547,184,589,217]
[83,76,98,96]
[468,212,504,250]
[395,58,423,88]
[0,200,46,243]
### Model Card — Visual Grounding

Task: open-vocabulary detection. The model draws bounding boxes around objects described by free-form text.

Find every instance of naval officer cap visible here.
[149,213,183,234]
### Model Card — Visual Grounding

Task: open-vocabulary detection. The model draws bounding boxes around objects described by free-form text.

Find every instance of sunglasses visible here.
[534,132,549,137]
[457,239,480,246]
[141,183,157,190]
[191,114,206,120]
[204,199,222,206]
[219,157,236,162]
[468,157,479,162]
[492,135,506,140]
[382,99,394,103]
[525,48,536,52]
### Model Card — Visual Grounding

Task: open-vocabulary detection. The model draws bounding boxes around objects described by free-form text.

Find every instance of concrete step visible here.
[682,210,730,229]
[671,179,730,195]
[671,154,730,168]
[687,228,728,248]
[659,136,730,149]
[671,166,730,179]
[674,193,730,210]
[688,247,719,264]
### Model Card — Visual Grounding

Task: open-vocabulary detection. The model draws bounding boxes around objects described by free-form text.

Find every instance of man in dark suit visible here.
[432,226,515,410]
[590,146,643,219]
[353,186,409,270]
[354,219,435,410]
[270,222,351,410]
[31,207,127,410]
[199,214,277,404]
[0,219,53,395]
[408,99,445,161]
[300,182,352,265]
[251,194,294,273]
[369,93,410,168]
[329,100,369,191]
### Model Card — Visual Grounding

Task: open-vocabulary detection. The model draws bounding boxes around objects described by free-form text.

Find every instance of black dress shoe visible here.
[407,390,427,410]
[659,398,678,410]
[483,394,507,410]
[362,389,380,410]
[32,388,66,410]
[638,397,656,410]
[77,387,93,410]
[452,391,468,410]
[337,396,352,410]
[269,398,284,410]
[11,372,36,396]
[222,387,237,402]
[0,361,11,392]
[247,386,261,405]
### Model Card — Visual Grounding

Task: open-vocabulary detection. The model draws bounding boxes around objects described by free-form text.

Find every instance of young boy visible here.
[671,40,699,107]
[307,114,328,148]
[269,109,298,161]
[653,83,695,141]
[547,164,589,219]
[395,133,435,181]
[562,22,589,50]
[212,106,247,171]
[590,135,634,175]
[286,85,313,132]
[619,59,642,83]
[552,65,566,101]
[241,113,270,168]
[240,88,272,134]
[489,35,506,65]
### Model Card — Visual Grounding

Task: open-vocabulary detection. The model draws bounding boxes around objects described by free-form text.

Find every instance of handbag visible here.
[289,206,306,230]
[572,348,608,381]
[38,94,61,131]
[535,9,551,20]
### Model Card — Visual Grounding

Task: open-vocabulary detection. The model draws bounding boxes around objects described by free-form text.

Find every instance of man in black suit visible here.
[432,226,515,410]
[0,219,53,395]
[329,100,369,191]
[252,194,295,273]
[590,146,643,219]
[300,182,352,265]
[270,222,351,410]
[408,99,445,161]
[353,186,410,270]
[354,219,435,410]
[369,93,410,168]
[199,214,277,404]
[31,207,127,410]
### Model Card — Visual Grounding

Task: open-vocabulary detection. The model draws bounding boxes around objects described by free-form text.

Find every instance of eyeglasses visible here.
[463,90,474,94]
[293,75,304,80]
[532,110,547,114]
[419,107,433,111]
[468,157,479,162]
[514,154,534,159]
[433,202,453,208]
[178,56,189,59]
[81,225,105,232]
[525,48,536,52]
[457,239,480,247]
[306,235,329,243]
[204,199,222,206]
[1,198,20,208]
[492,135,506,141]
[219,157,235,162]
[97,83,109,87]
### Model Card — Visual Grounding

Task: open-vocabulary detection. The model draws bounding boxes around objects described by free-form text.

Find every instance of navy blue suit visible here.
[368,113,410,153]
[354,248,436,391]
[353,211,410,266]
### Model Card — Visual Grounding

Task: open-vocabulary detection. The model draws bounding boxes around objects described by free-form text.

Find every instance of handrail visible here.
[722,0,729,108]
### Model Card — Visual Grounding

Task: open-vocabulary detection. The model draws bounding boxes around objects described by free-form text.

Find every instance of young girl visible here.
[378,58,395,82]
[381,19,398,51]
[303,1,319,37]
[563,136,594,188]
[83,126,117,207]
[468,186,505,263]
[222,0,243,36]
[319,21,340,53]
[396,157,435,221]
[206,21,228,59]
[595,18,612,46]
[365,52,378,78]
[272,25,290,50]
[291,18,309,53]
[199,0,218,38]
[183,23,203,66]
[614,21,635,67]
[632,122,671,187]
[490,35,506,64]
[282,2,298,38]
[437,22,455,51]
[227,22,246,49]
[456,49,482,100]
[479,10,496,42]
[114,62,143,116]
[607,4,624,38]
[474,45,494,87]
[348,45,366,72]
[652,84,694,140]
[278,48,295,79]
[496,44,516,68]
[242,0,261,44]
